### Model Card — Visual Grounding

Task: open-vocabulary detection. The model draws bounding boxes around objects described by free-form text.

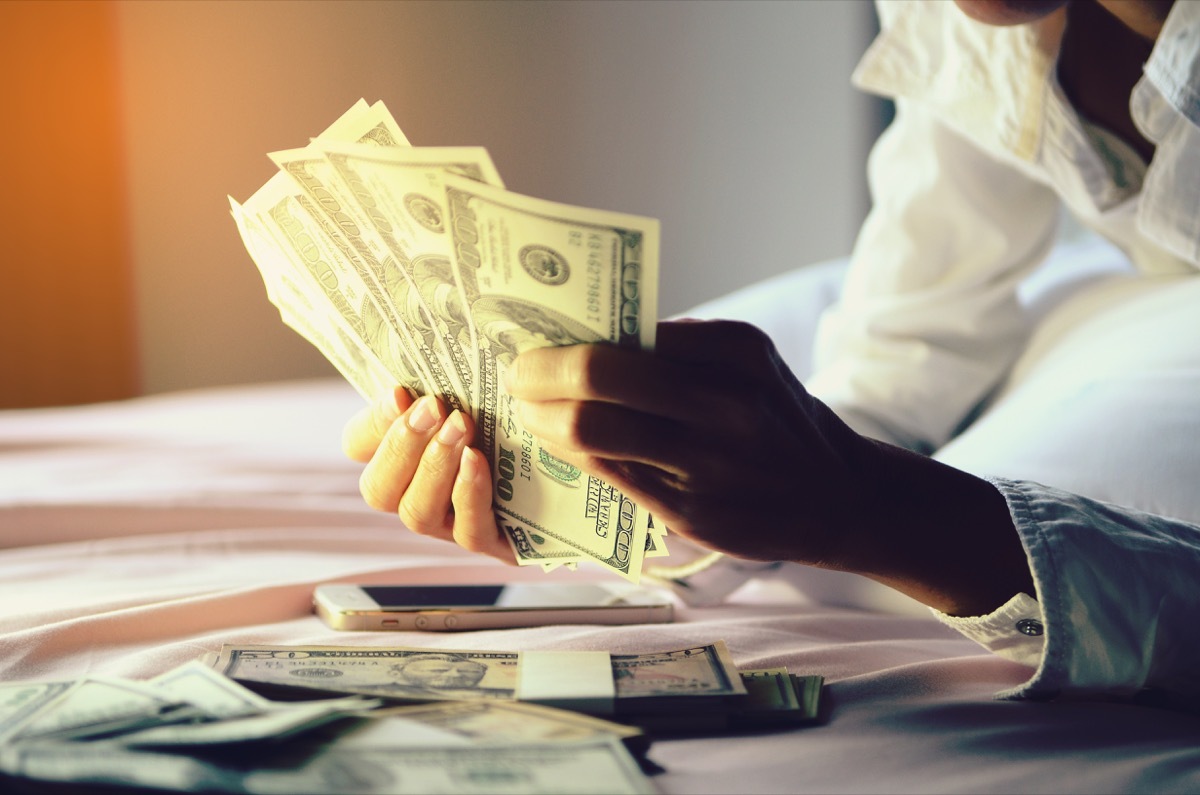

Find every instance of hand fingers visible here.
[506,343,713,424]
[530,442,692,546]
[654,318,782,367]
[397,410,474,538]
[342,387,415,462]
[451,447,515,563]
[516,398,694,475]
[398,413,514,563]
[358,395,444,513]
[505,320,783,424]
[356,396,511,561]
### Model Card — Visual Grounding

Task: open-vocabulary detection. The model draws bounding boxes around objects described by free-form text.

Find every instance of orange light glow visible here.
[1,0,139,408]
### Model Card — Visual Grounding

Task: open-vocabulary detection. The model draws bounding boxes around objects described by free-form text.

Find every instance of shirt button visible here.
[1015,618,1044,637]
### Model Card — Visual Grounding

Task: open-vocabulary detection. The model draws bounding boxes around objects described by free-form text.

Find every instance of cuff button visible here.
[1015,618,1044,636]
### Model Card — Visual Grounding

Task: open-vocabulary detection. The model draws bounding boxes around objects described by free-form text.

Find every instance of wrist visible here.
[846,440,1035,617]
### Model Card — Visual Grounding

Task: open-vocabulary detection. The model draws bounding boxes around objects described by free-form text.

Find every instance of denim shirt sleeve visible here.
[933,477,1200,701]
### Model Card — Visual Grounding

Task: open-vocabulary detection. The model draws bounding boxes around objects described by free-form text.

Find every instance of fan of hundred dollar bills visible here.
[230,100,665,581]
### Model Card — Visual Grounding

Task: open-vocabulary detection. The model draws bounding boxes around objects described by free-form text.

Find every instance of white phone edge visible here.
[312,584,674,632]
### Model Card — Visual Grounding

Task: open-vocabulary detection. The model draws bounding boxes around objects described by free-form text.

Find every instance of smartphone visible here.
[313,582,675,631]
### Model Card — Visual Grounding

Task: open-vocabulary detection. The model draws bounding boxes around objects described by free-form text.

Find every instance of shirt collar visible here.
[1141,0,1200,128]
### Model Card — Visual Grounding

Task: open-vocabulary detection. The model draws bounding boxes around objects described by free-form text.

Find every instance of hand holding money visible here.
[232,99,1028,614]
[233,99,667,582]
[501,318,868,567]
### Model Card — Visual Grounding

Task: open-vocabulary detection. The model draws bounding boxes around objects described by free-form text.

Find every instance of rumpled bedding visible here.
[2,378,1199,794]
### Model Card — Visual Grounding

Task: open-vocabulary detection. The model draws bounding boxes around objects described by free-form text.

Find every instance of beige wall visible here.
[116,0,878,395]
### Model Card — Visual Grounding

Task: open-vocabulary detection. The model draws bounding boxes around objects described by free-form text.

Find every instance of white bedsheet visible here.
[2,378,1199,794]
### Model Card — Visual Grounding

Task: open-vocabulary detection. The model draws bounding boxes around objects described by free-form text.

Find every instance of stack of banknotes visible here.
[230,99,666,582]
[0,643,821,794]
[208,640,821,732]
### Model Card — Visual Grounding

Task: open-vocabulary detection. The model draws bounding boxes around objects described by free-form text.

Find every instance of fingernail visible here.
[503,358,524,395]
[407,396,440,433]
[458,447,479,483]
[437,411,466,445]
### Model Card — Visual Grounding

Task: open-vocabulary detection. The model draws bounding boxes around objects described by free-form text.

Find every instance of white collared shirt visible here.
[807,0,1200,700]
[810,0,1200,452]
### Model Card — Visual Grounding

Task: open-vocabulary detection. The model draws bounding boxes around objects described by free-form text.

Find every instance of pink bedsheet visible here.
[2,379,1198,793]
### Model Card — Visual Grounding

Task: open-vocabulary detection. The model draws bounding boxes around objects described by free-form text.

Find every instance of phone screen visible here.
[360,584,655,610]
[362,585,507,608]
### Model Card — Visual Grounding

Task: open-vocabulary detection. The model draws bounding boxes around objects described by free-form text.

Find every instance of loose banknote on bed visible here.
[0,661,657,794]
[229,99,665,582]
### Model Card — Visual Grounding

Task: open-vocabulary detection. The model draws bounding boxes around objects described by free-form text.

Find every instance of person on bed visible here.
[342,0,1200,704]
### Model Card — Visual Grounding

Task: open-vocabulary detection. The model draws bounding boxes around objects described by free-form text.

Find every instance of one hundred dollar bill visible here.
[304,140,508,411]
[230,193,399,399]
[232,101,667,581]
[238,175,435,399]
[441,172,660,581]
[267,146,475,413]
[232,98,423,400]
[315,97,412,149]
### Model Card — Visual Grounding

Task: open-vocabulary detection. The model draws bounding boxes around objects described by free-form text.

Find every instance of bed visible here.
[5,245,1200,793]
